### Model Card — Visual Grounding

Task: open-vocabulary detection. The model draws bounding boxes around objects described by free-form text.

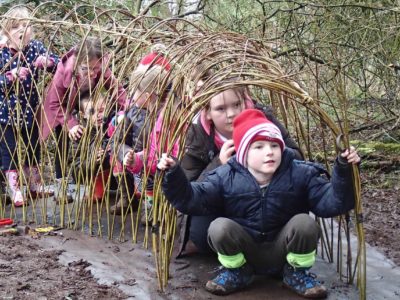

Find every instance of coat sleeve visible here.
[162,163,224,216]
[0,71,13,92]
[41,66,69,139]
[111,115,134,163]
[307,159,356,217]
[180,124,214,181]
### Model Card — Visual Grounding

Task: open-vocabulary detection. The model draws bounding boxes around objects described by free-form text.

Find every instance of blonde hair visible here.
[131,65,168,94]
[75,37,103,64]
[1,6,31,37]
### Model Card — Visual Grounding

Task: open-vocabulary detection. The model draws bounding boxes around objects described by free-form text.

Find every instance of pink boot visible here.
[23,165,54,198]
[5,170,27,207]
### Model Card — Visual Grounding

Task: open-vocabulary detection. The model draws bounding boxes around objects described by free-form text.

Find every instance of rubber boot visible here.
[140,190,154,225]
[54,178,74,204]
[5,170,26,207]
[110,184,129,215]
[110,174,137,215]
[24,165,54,198]
[92,169,110,202]
[0,172,11,204]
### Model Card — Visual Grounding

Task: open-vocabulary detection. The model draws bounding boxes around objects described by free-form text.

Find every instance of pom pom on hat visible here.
[233,109,285,166]
[138,44,171,72]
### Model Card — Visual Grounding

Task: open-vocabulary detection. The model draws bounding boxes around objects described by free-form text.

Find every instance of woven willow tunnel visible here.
[0,3,365,299]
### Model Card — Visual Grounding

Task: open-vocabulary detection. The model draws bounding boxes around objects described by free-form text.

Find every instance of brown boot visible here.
[110,174,138,215]
[110,193,129,215]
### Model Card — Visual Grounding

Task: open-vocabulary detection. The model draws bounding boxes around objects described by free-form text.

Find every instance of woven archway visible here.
[0,3,364,298]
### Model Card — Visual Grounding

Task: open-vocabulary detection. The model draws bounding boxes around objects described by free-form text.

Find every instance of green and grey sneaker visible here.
[205,263,254,295]
[283,264,327,299]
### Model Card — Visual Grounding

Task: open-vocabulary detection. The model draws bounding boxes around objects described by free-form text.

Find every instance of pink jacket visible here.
[40,48,127,140]
[126,111,180,175]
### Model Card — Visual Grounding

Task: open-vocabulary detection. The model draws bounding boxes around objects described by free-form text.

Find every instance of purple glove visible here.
[6,67,30,81]
[33,55,54,69]
[17,67,30,80]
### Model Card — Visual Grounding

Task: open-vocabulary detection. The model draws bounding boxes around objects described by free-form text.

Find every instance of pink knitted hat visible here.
[233,109,285,166]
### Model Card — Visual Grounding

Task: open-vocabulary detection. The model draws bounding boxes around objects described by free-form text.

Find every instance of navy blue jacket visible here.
[162,149,355,243]
[0,40,59,126]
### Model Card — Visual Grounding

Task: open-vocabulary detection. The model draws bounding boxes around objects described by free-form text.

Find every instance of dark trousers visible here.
[207,214,321,270]
[0,124,40,170]
[189,215,217,253]
[54,125,70,179]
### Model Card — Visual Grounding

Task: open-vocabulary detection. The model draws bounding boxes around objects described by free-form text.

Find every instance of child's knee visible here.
[289,214,321,241]
[208,217,236,243]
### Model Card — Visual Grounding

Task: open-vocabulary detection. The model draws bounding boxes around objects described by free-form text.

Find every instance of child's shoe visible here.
[54,178,74,204]
[110,194,128,215]
[0,180,11,204]
[110,178,138,215]
[24,166,54,198]
[205,263,254,295]
[282,264,327,299]
[140,190,153,225]
[110,183,132,215]
[5,170,27,207]
[85,170,110,202]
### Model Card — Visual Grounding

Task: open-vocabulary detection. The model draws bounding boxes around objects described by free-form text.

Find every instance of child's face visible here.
[133,89,156,109]
[246,140,282,183]
[6,21,32,50]
[206,89,245,138]
[81,97,106,126]
[77,58,102,80]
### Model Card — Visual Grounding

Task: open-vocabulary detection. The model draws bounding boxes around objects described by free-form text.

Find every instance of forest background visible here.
[1,0,399,265]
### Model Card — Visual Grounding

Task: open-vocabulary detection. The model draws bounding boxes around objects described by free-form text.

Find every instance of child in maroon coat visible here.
[41,37,126,202]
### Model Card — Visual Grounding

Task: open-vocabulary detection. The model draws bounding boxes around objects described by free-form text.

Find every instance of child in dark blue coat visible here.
[158,109,360,298]
[0,6,59,206]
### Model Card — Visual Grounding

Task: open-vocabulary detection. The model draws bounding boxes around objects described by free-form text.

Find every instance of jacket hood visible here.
[58,48,77,89]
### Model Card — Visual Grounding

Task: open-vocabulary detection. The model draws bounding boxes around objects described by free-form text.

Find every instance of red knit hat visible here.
[233,109,285,166]
[138,44,171,71]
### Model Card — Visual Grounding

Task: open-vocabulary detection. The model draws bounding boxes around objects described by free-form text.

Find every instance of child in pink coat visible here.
[108,47,170,215]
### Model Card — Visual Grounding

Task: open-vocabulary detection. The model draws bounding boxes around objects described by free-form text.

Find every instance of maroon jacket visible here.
[40,48,127,140]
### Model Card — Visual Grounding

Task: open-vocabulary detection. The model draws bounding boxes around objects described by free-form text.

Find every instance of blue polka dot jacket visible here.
[0,40,59,127]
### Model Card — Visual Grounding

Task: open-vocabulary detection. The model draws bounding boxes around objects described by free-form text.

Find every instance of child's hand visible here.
[117,114,125,124]
[123,150,135,167]
[33,55,54,69]
[157,153,176,170]
[219,139,235,164]
[10,67,30,81]
[96,148,105,163]
[68,125,84,141]
[340,146,361,165]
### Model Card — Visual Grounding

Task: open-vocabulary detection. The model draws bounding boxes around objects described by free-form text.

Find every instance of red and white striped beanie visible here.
[233,109,285,166]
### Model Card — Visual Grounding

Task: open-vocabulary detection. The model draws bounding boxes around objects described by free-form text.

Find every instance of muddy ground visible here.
[0,170,398,299]
[0,234,127,300]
